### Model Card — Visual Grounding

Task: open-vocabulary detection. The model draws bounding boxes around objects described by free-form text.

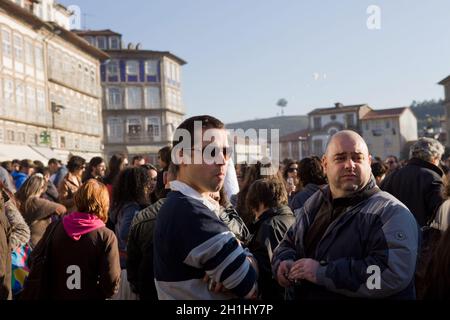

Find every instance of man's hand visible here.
[202,274,226,294]
[288,258,320,284]
[276,260,294,287]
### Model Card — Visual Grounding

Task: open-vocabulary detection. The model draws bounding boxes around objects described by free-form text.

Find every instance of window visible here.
[15,82,24,108]
[146,117,161,138]
[145,60,158,76]
[26,85,36,111]
[372,129,383,137]
[13,33,23,63]
[365,122,369,130]
[97,36,107,49]
[145,87,160,108]
[35,4,43,18]
[127,118,142,135]
[60,136,66,148]
[107,117,123,139]
[25,40,33,66]
[36,88,45,111]
[2,28,12,58]
[17,132,26,143]
[35,45,43,70]
[313,117,322,130]
[346,114,354,127]
[171,63,176,81]
[126,87,142,109]
[330,114,336,121]
[85,36,95,46]
[385,120,390,129]
[109,36,120,49]
[108,87,122,108]
[107,60,119,77]
[126,60,139,75]
[3,79,14,102]
[90,68,96,88]
[7,130,14,142]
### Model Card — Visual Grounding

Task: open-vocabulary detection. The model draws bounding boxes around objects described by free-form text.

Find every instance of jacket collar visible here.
[320,175,378,204]
[169,180,218,212]
[407,158,444,177]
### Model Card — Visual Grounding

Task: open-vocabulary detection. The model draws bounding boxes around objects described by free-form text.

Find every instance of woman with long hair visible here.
[109,167,150,268]
[103,153,128,200]
[16,174,66,247]
[282,160,301,201]
[422,228,450,299]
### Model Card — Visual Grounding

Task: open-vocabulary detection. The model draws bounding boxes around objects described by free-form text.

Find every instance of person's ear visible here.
[321,155,328,175]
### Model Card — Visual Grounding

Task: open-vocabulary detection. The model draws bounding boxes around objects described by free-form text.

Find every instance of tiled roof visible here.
[72,29,122,36]
[438,75,450,85]
[361,107,408,120]
[308,104,368,116]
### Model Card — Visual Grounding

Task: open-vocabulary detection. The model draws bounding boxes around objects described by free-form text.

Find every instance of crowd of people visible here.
[0,114,449,300]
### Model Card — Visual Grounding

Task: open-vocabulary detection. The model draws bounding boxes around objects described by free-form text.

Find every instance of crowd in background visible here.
[0,117,449,301]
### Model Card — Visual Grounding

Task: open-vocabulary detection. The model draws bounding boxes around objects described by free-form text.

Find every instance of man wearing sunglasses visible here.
[154,115,258,300]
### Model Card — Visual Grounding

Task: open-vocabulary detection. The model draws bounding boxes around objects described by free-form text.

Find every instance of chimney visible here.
[335,102,344,108]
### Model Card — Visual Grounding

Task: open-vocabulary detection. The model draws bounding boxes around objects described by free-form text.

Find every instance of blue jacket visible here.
[290,183,322,213]
[13,172,28,191]
[272,178,419,299]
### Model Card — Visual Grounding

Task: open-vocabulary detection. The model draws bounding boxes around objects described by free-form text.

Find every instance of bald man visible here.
[272,130,419,299]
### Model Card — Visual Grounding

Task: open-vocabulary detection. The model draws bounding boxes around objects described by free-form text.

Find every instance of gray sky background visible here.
[61,0,450,123]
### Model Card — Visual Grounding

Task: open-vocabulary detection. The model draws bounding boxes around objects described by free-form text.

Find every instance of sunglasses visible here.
[287,168,298,173]
[190,146,233,160]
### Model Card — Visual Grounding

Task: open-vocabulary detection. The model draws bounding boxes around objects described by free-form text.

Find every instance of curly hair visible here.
[299,157,327,186]
[111,166,150,210]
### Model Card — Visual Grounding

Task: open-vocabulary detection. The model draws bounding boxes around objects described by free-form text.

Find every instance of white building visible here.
[361,107,418,159]
[0,0,107,162]
[307,103,372,156]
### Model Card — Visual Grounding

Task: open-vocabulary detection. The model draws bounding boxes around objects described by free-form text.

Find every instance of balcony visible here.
[123,131,163,144]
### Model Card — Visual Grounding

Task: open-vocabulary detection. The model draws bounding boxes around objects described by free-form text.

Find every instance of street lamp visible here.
[51,101,65,128]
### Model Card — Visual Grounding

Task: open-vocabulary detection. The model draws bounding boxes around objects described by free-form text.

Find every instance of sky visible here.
[60,0,450,124]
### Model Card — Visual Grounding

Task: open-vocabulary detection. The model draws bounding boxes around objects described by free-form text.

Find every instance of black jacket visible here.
[381,158,445,226]
[247,205,295,300]
[127,198,166,300]
[219,204,251,244]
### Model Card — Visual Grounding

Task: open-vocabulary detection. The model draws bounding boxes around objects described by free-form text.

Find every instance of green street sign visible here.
[40,131,51,145]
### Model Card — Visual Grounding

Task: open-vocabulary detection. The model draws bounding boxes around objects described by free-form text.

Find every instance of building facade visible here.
[439,75,450,147]
[75,30,186,164]
[307,103,372,156]
[361,107,418,159]
[0,0,107,162]
[279,129,309,161]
